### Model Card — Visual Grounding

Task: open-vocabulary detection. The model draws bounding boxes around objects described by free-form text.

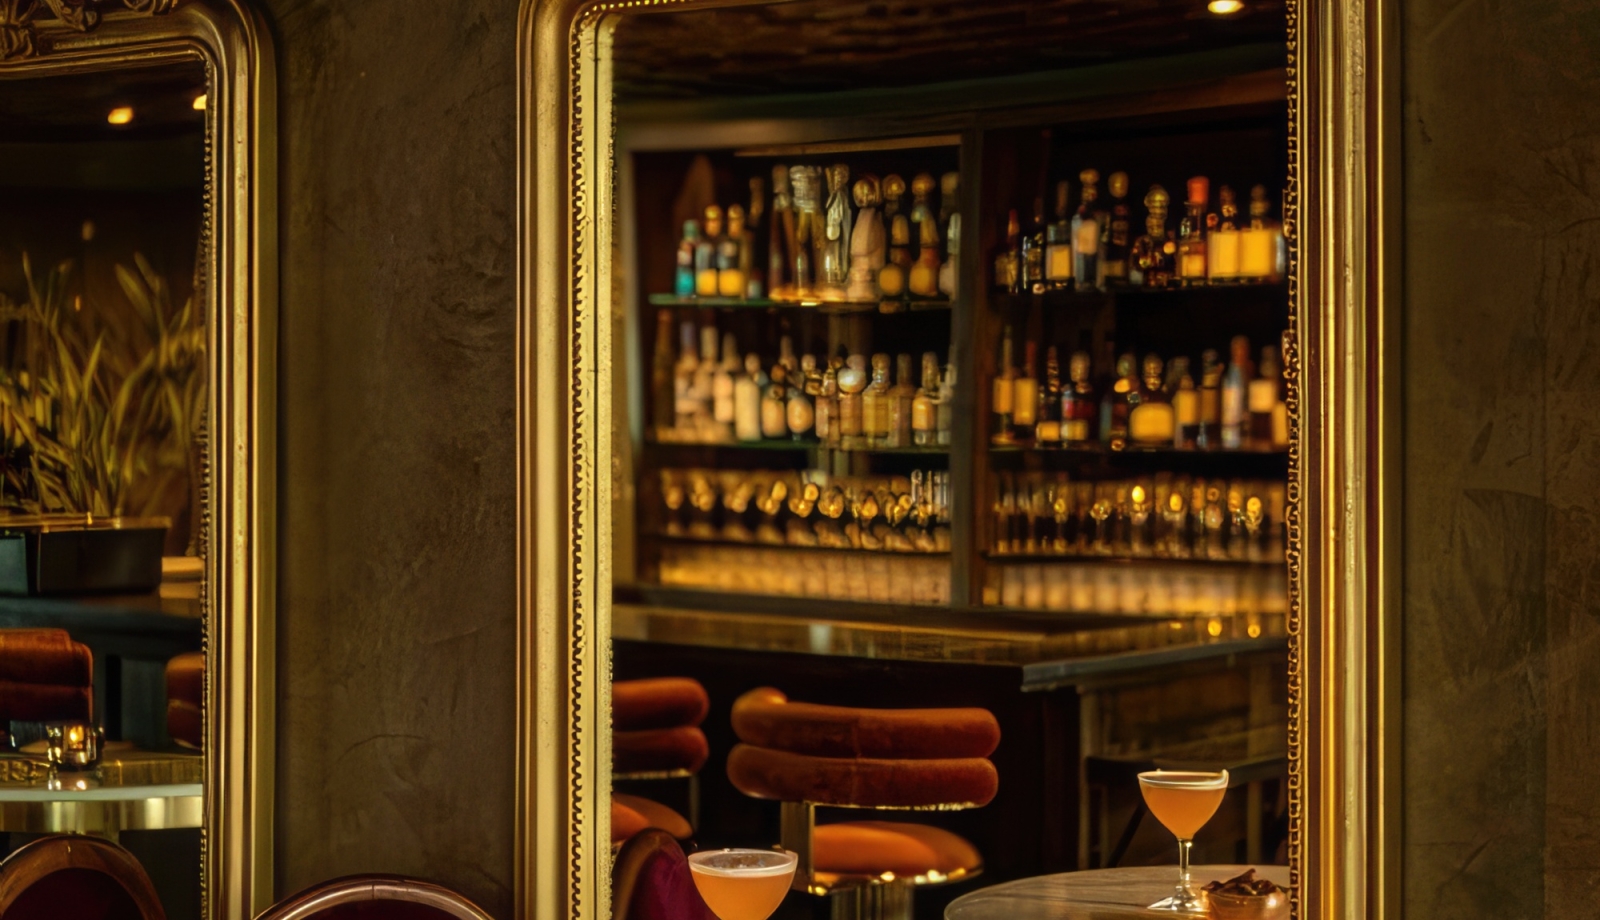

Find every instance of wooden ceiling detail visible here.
[615,0,1287,101]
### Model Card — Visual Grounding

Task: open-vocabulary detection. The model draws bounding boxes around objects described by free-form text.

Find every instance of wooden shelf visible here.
[645,437,950,457]
[648,294,953,315]
[983,552,1283,568]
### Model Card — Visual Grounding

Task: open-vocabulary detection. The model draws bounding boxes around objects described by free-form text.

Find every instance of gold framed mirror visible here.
[0,2,275,917]
[516,1,1397,918]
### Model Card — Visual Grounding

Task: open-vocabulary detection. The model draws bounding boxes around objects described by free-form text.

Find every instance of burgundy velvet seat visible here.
[165,651,204,749]
[255,875,495,920]
[0,628,94,729]
[727,687,999,909]
[612,828,715,920]
[612,677,710,846]
[0,835,165,920]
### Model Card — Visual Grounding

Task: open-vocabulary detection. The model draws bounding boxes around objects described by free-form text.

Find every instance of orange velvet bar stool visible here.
[612,677,710,847]
[164,652,204,750]
[726,687,1000,920]
[0,628,94,744]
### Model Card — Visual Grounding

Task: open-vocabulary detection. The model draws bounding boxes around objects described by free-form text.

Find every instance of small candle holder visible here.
[43,721,103,789]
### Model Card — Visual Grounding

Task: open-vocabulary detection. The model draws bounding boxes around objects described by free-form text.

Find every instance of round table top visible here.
[946,865,1292,920]
[0,781,202,834]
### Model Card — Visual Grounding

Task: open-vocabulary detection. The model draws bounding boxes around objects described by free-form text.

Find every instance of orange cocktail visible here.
[688,849,798,920]
[1137,769,1229,912]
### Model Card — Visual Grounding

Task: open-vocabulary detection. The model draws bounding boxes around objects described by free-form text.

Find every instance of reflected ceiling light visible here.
[1208,0,1245,13]
[192,93,207,111]
[107,106,134,125]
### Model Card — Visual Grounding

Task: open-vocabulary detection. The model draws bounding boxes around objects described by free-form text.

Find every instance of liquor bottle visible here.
[1208,185,1241,283]
[1103,171,1132,284]
[1036,346,1063,445]
[650,310,677,436]
[1105,352,1140,450]
[862,353,893,447]
[936,347,956,447]
[734,353,764,442]
[821,163,853,299]
[745,176,765,298]
[695,206,721,297]
[1173,370,1200,449]
[991,328,1017,445]
[787,355,817,441]
[1130,185,1174,289]
[769,165,796,299]
[1129,354,1175,445]
[791,165,824,297]
[1022,197,1048,294]
[778,334,798,379]
[1072,169,1103,291]
[908,174,942,298]
[692,324,718,430]
[993,209,1021,293]
[1045,180,1074,289]
[719,204,747,297]
[1221,335,1251,449]
[816,363,841,447]
[1012,341,1039,443]
[1240,184,1284,282]
[673,321,699,432]
[762,363,790,439]
[877,175,911,300]
[837,354,868,448]
[1062,349,1096,445]
[1197,349,1223,450]
[888,353,917,447]
[912,352,940,447]
[1177,177,1209,286]
[938,172,961,296]
[1249,344,1280,448]
[846,174,885,302]
[674,221,698,297]
[1271,331,1291,449]
[712,331,738,428]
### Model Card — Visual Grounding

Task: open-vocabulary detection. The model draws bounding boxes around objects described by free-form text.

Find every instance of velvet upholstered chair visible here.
[255,875,495,920]
[612,828,715,920]
[612,677,710,847]
[726,687,1000,920]
[0,835,166,920]
[0,628,94,744]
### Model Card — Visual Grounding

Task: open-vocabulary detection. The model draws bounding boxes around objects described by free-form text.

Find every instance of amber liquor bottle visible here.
[1177,177,1209,286]
[993,209,1022,293]
[1061,349,1097,445]
[1102,171,1132,284]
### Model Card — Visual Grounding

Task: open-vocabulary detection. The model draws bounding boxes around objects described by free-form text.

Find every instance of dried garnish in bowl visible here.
[1204,869,1287,920]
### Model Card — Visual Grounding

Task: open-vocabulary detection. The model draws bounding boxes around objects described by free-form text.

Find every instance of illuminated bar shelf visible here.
[648,294,952,315]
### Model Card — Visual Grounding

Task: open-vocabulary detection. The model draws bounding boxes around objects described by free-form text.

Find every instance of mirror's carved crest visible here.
[0,0,181,60]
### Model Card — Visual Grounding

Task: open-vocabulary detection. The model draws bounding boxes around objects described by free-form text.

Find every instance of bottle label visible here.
[992,378,1014,414]
[1249,379,1278,413]
[1222,388,1246,426]
[1075,219,1100,255]
[1064,419,1090,442]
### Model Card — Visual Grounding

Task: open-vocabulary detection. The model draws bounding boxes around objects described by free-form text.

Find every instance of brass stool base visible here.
[829,883,913,920]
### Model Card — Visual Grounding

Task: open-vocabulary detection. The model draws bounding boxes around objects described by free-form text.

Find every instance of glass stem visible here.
[1177,838,1194,896]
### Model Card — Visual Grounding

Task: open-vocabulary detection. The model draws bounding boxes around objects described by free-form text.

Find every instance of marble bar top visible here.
[613,600,1286,691]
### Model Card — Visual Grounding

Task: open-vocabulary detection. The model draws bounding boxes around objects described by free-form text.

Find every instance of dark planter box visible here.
[0,526,166,596]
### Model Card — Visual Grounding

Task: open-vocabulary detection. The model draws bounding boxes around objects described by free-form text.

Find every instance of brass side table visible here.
[0,750,202,841]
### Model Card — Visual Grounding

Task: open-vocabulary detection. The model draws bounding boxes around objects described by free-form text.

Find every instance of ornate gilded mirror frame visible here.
[515,0,1399,917]
[0,3,276,917]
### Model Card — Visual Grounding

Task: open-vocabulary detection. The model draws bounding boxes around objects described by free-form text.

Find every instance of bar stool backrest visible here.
[0,834,165,920]
[614,678,710,731]
[727,688,1000,809]
[612,828,716,920]
[165,651,204,749]
[0,628,93,723]
[257,875,495,920]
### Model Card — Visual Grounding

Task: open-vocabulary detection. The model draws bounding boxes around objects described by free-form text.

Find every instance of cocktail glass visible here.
[688,848,798,920]
[1137,769,1230,912]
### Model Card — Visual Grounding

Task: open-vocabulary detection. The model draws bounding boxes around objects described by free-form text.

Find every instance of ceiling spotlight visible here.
[192,93,207,111]
[107,106,134,125]
[1208,0,1245,13]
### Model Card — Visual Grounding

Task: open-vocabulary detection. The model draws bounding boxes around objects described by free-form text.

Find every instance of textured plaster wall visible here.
[1403,2,1600,918]
[267,0,519,914]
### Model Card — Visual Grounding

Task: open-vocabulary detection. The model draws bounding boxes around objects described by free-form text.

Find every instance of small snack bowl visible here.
[1206,888,1289,920]
[1203,869,1288,920]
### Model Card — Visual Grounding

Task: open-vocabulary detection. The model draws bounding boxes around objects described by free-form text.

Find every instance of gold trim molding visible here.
[517,1,1400,918]
[0,4,278,918]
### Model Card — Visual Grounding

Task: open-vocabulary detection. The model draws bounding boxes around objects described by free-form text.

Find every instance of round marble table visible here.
[0,781,202,839]
[946,865,1291,920]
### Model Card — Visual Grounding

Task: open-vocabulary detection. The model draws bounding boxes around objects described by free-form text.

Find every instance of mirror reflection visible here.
[605,2,1291,919]
[0,61,208,920]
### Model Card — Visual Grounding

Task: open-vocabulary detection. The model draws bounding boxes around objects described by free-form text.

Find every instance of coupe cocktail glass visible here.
[1137,769,1229,912]
[688,848,798,920]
